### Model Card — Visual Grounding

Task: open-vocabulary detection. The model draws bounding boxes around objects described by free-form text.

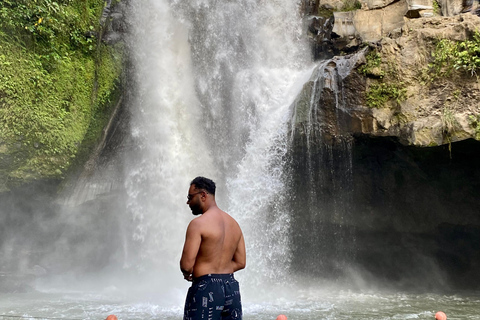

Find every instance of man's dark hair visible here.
[191,176,216,195]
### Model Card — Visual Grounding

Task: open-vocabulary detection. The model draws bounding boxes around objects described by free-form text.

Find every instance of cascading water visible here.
[287,53,364,280]
[1,0,480,319]
[123,0,312,303]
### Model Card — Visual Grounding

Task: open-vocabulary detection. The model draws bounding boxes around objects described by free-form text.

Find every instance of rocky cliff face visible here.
[366,14,480,146]
[305,0,480,146]
[290,3,480,288]
[303,11,480,146]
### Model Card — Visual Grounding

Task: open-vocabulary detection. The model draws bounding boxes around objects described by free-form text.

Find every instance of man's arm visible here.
[231,233,246,272]
[180,220,202,281]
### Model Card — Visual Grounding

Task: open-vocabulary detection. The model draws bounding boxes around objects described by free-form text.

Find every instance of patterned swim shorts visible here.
[183,273,242,320]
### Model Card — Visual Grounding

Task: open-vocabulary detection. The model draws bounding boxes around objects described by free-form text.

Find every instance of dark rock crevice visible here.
[287,134,480,289]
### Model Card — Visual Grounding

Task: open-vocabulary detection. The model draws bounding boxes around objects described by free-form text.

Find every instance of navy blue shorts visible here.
[183,273,242,320]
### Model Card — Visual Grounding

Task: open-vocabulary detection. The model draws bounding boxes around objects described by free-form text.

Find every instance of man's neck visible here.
[202,202,218,214]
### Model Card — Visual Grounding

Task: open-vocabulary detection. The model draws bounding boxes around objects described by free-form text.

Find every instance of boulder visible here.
[333,0,408,42]
[362,0,398,9]
[439,0,471,16]
[319,0,346,10]
[406,0,435,17]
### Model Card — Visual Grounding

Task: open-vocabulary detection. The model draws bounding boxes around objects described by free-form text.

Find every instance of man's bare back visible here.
[180,178,246,280]
[180,177,245,320]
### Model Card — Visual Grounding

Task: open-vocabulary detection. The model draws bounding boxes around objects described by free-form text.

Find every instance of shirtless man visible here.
[180,176,246,320]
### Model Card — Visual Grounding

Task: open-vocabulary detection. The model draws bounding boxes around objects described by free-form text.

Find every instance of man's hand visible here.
[183,272,193,282]
[181,266,194,282]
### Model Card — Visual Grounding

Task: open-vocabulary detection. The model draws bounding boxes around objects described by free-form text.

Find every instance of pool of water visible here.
[0,284,478,320]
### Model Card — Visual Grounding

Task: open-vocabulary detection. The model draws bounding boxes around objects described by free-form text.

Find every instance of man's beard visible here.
[190,204,203,216]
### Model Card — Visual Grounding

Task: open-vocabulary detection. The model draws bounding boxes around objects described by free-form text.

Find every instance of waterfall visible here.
[3,2,480,317]
[39,0,367,300]
[288,53,364,280]
[123,0,311,303]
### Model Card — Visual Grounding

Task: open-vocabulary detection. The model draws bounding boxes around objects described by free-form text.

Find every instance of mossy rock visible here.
[0,0,123,191]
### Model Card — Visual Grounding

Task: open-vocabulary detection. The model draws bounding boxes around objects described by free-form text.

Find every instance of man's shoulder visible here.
[217,210,241,227]
[191,209,241,229]
[188,213,213,229]
[195,210,237,225]
[222,211,240,226]
[187,215,206,231]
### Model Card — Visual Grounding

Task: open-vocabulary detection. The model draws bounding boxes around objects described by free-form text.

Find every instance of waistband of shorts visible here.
[193,273,235,283]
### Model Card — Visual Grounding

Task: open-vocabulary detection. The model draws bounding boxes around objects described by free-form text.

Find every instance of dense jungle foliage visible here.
[0,0,122,191]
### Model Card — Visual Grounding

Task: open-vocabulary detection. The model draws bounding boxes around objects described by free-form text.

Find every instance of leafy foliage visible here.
[0,0,102,57]
[429,39,457,77]
[0,0,122,186]
[366,83,407,108]
[455,32,480,75]
[359,50,384,77]
[360,49,407,108]
[428,31,480,78]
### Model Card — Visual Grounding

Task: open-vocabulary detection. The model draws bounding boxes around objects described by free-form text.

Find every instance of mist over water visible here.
[1,0,480,319]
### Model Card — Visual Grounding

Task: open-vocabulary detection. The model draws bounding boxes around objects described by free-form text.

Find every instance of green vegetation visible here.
[468,114,480,140]
[359,51,384,77]
[316,0,361,17]
[441,106,458,158]
[429,39,459,78]
[360,49,407,108]
[0,0,102,63]
[0,0,123,189]
[340,0,362,11]
[428,31,480,79]
[432,0,440,15]
[365,83,407,108]
[455,32,480,75]
[441,105,458,136]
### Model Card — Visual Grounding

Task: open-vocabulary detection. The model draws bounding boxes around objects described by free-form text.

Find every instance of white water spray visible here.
[123,0,216,304]
[125,0,311,304]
